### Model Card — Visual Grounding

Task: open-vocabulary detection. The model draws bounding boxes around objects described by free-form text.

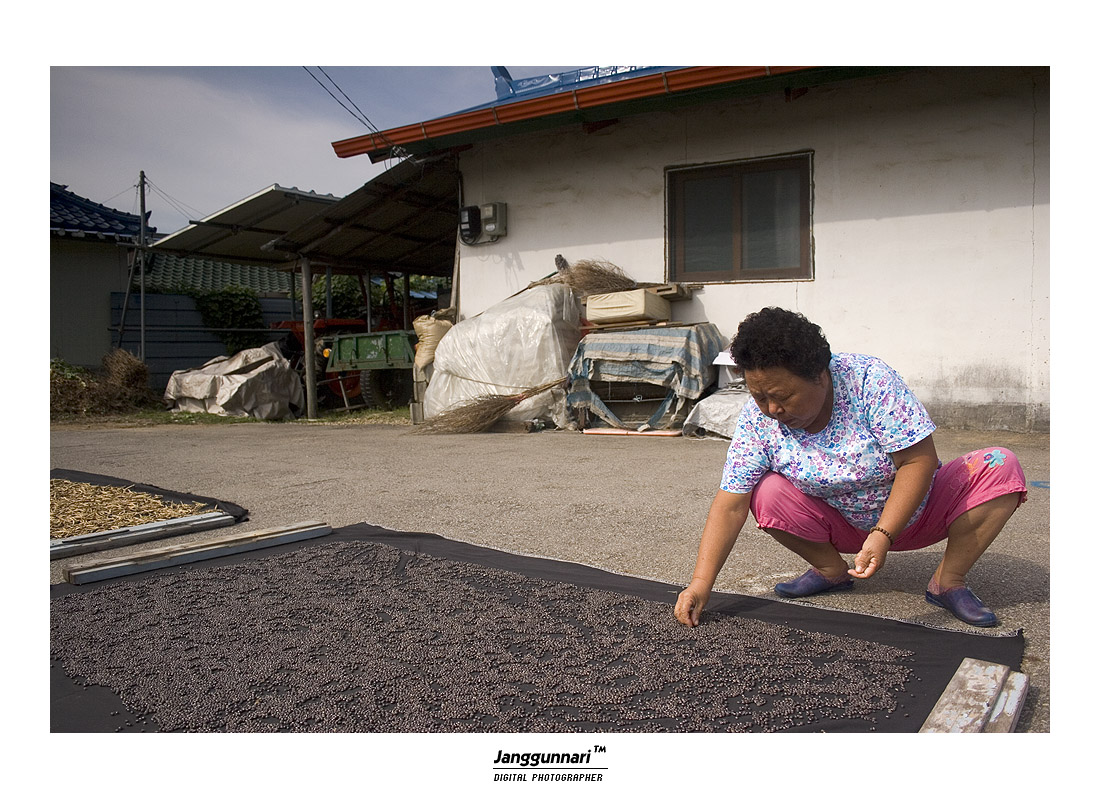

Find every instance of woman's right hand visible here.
[674,579,712,627]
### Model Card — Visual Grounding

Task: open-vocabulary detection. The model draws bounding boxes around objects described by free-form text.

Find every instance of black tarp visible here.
[50,469,249,522]
[51,524,1024,733]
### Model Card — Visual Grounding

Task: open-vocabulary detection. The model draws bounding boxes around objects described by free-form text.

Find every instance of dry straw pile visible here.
[51,349,158,417]
[50,479,210,539]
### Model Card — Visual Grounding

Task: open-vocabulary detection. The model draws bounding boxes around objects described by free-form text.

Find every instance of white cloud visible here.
[52,67,382,233]
[50,65,585,234]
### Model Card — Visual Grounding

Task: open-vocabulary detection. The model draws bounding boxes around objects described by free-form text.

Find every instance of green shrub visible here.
[191,286,268,355]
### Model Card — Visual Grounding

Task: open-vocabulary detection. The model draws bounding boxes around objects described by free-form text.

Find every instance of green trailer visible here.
[326,330,416,371]
[323,330,418,410]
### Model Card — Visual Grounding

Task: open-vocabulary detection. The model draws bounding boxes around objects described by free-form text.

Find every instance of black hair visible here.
[729,307,832,381]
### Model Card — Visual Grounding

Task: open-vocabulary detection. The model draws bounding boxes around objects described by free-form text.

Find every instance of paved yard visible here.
[50,422,1050,731]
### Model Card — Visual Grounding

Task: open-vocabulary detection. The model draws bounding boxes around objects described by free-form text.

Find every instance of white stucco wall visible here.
[455,67,1049,431]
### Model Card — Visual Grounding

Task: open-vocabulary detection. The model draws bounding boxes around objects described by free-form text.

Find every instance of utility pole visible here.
[138,170,147,362]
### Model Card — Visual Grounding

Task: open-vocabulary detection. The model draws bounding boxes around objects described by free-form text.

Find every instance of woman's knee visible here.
[750,472,801,521]
[749,473,850,547]
[965,446,1023,477]
[962,447,1028,507]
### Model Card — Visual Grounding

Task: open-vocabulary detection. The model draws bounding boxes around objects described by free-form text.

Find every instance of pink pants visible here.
[748,447,1028,554]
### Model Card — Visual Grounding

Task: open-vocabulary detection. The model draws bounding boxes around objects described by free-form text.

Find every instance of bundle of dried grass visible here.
[50,479,210,539]
[102,348,148,390]
[100,348,156,408]
[50,349,157,417]
[529,256,637,297]
[565,258,637,296]
[415,378,567,434]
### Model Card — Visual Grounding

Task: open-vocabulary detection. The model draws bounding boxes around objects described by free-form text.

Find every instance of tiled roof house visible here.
[51,182,297,381]
[51,183,152,370]
[51,181,154,240]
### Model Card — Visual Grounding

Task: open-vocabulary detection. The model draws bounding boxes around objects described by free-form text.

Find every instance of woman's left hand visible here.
[848,533,889,579]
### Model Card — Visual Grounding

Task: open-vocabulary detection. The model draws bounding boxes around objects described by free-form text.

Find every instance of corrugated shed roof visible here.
[50,182,155,240]
[262,154,459,277]
[152,184,340,266]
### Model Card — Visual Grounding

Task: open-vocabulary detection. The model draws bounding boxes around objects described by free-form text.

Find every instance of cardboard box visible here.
[586,289,671,324]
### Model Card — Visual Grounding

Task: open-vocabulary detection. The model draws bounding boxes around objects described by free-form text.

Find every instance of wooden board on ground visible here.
[919,657,1030,732]
[63,522,333,585]
[583,428,682,437]
[50,511,237,561]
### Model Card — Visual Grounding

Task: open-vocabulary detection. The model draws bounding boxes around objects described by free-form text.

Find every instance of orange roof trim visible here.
[332,66,815,159]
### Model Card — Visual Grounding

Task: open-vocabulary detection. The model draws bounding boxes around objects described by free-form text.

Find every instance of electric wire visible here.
[301,66,414,164]
[316,66,382,134]
[102,185,137,207]
[144,176,203,221]
[302,66,375,131]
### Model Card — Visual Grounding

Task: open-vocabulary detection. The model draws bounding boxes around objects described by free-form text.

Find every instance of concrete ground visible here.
[49,422,1050,732]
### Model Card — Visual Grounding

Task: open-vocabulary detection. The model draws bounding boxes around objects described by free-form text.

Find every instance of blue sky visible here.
[51,66,583,234]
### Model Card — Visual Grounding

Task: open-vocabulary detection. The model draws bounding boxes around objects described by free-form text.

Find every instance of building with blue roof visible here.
[329,66,1049,432]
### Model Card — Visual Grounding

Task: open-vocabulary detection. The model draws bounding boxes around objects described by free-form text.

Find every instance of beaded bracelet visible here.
[869,525,895,545]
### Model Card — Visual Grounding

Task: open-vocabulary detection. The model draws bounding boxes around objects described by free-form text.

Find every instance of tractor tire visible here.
[363,369,414,409]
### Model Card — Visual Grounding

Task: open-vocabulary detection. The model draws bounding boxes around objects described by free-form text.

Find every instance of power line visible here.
[102,185,136,206]
[143,176,203,221]
[318,66,382,134]
[301,66,413,163]
[302,66,376,131]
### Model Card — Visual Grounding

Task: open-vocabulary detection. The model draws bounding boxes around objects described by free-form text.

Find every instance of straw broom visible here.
[528,257,637,297]
[414,377,567,434]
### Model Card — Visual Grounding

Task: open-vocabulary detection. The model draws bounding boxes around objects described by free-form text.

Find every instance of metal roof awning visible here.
[262,154,459,278]
[151,184,341,265]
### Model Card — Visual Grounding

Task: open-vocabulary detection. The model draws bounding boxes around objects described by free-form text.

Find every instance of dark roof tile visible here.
[50,182,155,239]
[144,252,291,294]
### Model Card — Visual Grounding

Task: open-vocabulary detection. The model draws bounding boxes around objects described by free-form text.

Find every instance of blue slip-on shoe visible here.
[925,585,999,627]
[774,568,854,598]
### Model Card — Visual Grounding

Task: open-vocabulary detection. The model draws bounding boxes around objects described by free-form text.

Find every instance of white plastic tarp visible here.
[682,387,752,439]
[163,341,304,420]
[423,284,582,427]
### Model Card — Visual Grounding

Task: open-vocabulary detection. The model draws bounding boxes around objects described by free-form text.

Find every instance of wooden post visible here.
[50,511,236,560]
[403,272,411,330]
[365,270,373,333]
[299,257,318,419]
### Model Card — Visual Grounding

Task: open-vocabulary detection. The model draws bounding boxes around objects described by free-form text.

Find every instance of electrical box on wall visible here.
[459,202,507,244]
[480,202,507,237]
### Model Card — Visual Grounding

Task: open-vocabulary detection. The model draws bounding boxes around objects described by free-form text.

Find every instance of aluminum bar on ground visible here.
[50,511,236,560]
[63,522,332,585]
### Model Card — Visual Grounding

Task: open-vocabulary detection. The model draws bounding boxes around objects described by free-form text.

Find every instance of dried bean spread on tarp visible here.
[51,525,1024,733]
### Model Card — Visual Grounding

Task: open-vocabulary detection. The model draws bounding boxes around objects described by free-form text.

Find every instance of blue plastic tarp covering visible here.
[566,323,726,430]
